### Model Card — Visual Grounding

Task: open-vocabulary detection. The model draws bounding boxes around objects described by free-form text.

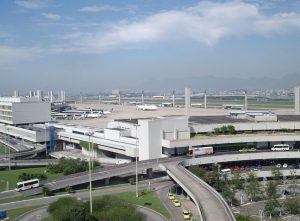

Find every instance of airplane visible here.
[136,105,158,111]
[85,113,102,118]
[103,108,113,114]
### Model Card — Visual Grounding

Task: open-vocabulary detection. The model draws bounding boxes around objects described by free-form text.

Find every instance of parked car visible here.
[283,163,288,168]
[256,165,262,170]
[172,199,181,207]
[182,210,191,220]
[168,193,175,200]
[245,166,251,171]
[276,164,282,168]
[251,166,257,171]
[240,166,245,171]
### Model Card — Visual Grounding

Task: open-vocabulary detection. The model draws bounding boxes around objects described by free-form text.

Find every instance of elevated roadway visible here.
[182,150,300,167]
[163,133,300,148]
[0,159,58,167]
[4,151,300,221]
[163,162,235,221]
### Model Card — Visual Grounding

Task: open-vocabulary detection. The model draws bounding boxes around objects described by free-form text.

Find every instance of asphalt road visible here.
[0,180,172,211]
[15,207,48,221]
[165,162,235,221]
[156,181,185,221]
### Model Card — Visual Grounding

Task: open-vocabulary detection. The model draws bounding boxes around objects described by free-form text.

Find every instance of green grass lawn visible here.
[112,191,171,219]
[0,167,63,192]
[43,191,171,221]
[6,205,44,220]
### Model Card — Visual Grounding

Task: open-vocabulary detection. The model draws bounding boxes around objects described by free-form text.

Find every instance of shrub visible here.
[128,178,135,185]
[18,173,47,181]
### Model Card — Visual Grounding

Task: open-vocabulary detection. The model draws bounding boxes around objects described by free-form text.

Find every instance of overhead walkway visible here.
[163,162,235,221]
[0,159,58,167]
[0,135,45,159]
[183,150,300,167]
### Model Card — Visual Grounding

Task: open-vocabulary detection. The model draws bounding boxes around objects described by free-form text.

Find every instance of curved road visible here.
[164,162,235,221]
[15,205,167,221]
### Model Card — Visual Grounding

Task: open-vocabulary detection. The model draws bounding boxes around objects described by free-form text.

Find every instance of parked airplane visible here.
[136,105,158,111]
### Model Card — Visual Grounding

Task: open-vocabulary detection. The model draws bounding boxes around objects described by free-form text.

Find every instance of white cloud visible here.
[42,13,61,21]
[15,0,48,9]
[78,5,120,12]
[70,1,300,53]
[0,46,39,66]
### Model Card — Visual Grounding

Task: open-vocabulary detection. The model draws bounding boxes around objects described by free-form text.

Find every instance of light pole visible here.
[85,131,94,214]
[135,124,140,198]
[6,128,11,171]
[44,125,48,157]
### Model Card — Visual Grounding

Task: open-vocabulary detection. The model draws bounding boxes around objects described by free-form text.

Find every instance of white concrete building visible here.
[0,97,51,125]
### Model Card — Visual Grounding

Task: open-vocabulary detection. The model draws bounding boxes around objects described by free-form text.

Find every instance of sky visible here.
[0,0,300,94]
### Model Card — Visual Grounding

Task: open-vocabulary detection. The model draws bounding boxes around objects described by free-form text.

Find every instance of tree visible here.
[189,166,207,180]
[235,214,255,221]
[65,185,74,193]
[230,171,244,190]
[264,199,280,219]
[288,170,299,196]
[265,181,278,200]
[222,186,235,206]
[271,167,282,185]
[283,197,300,214]
[48,197,80,221]
[245,172,261,201]
[42,186,51,196]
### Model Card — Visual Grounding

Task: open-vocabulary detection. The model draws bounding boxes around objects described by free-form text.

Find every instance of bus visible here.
[271,144,290,151]
[187,146,213,157]
[15,179,40,191]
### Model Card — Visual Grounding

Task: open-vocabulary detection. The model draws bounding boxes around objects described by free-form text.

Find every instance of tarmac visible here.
[57,103,296,129]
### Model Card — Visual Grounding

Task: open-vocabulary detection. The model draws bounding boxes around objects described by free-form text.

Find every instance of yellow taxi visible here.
[182,209,191,220]
[167,193,175,200]
[172,199,181,207]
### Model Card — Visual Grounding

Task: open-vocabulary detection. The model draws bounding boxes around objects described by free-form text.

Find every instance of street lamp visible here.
[134,124,140,198]
[85,131,94,214]
[6,128,11,171]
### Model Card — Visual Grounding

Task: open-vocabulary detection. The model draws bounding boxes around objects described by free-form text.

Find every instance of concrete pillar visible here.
[80,92,83,104]
[173,128,178,140]
[185,88,191,116]
[295,86,300,114]
[244,90,248,110]
[62,141,66,150]
[141,91,144,105]
[146,168,153,179]
[172,90,175,107]
[37,90,43,101]
[29,90,34,97]
[50,91,54,102]
[13,90,19,97]
[204,90,207,109]
[104,177,110,185]
[118,93,121,105]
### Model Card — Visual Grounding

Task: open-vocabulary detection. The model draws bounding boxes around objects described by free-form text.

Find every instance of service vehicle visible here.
[187,146,213,157]
[15,178,40,191]
[271,144,290,151]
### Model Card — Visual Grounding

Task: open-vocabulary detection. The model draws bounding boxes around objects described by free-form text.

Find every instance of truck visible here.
[188,146,213,157]
[0,211,7,219]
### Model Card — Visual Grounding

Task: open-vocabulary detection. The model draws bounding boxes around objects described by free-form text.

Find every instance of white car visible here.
[276,164,281,168]
[282,163,288,168]
[116,160,128,165]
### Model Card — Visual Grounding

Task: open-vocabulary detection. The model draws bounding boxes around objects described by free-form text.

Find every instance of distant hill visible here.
[138,73,300,92]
